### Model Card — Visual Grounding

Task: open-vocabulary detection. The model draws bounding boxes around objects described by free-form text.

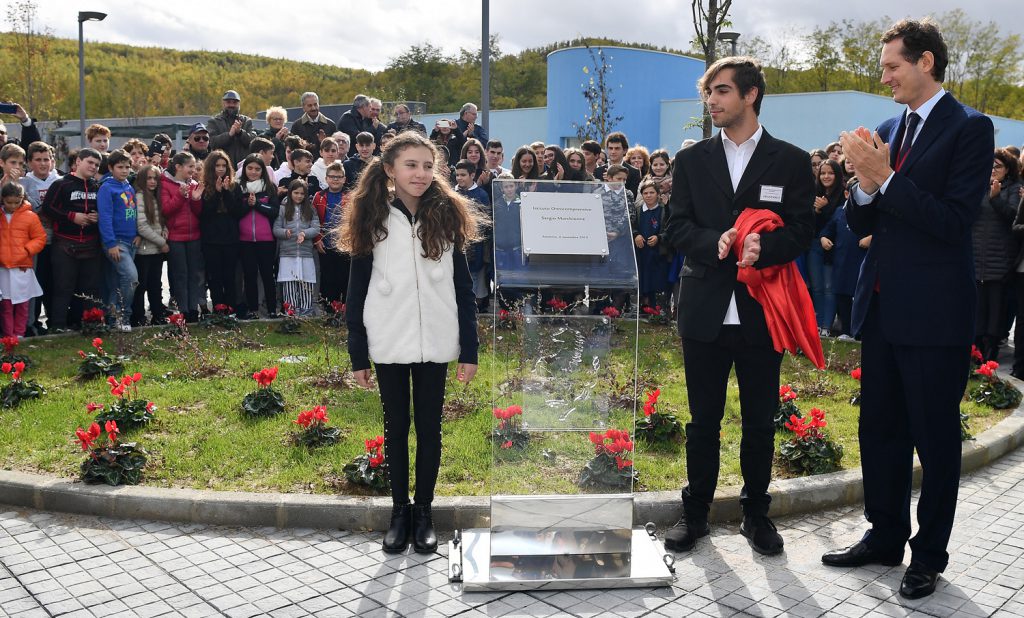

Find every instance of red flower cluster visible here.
[74,420,118,452]
[214,304,233,314]
[779,384,797,403]
[498,309,509,320]
[1,361,26,381]
[282,302,296,317]
[86,402,104,413]
[294,405,328,429]
[643,388,661,417]
[601,306,621,319]
[80,338,105,359]
[364,435,385,468]
[785,407,828,440]
[167,313,185,326]
[107,373,142,397]
[330,300,345,314]
[252,366,279,387]
[971,345,984,363]
[493,404,523,420]
[546,298,568,312]
[976,360,999,378]
[850,367,862,381]
[641,305,662,316]
[588,428,634,469]
[1,335,18,355]
[82,308,105,323]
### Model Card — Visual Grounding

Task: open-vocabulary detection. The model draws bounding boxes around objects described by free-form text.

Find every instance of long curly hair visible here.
[338,132,482,260]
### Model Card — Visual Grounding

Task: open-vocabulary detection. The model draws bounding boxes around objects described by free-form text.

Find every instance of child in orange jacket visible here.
[0,183,46,338]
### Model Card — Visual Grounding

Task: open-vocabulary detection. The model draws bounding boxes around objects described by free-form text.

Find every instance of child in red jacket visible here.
[0,183,46,338]
[160,152,204,321]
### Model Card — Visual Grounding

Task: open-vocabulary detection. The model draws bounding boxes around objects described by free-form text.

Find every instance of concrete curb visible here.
[2,376,1023,533]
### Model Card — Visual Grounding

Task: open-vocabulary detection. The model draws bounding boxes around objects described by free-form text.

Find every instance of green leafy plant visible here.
[276,303,302,334]
[0,336,31,369]
[343,435,390,492]
[578,428,636,489]
[778,408,844,476]
[0,361,45,409]
[77,337,127,380]
[635,388,682,444]
[324,301,346,328]
[81,307,109,335]
[641,304,670,325]
[241,366,285,417]
[775,384,802,431]
[970,361,1022,409]
[960,411,973,441]
[290,405,341,447]
[91,373,156,429]
[492,404,530,450]
[201,304,240,330]
[75,420,147,486]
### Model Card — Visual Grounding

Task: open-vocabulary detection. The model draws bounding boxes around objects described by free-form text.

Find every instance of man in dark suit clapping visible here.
[821,19,994,600]
[662,57,814,556]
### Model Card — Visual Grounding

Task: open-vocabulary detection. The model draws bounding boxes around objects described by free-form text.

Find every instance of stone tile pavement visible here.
[2,446,1023,617]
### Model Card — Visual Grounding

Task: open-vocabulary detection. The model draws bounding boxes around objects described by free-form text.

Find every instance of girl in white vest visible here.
[340,131,482,554]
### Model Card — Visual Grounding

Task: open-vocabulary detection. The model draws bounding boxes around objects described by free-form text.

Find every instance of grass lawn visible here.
[0,319,1010,496]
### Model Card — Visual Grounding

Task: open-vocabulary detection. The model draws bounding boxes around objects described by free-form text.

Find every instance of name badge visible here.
[759,185,784,203]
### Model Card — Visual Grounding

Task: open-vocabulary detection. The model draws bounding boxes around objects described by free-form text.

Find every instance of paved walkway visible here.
[1,445,1023,618]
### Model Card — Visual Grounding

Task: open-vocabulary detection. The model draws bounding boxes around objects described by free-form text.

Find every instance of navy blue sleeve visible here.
[346,253,373,371]
[453,247,479,365]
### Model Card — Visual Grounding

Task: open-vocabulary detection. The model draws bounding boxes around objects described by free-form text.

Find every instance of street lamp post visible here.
[78,11,107,146]
[717,31,740,57]
[480,0,490,136]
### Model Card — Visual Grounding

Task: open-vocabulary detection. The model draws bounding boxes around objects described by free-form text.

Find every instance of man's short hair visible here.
[325,161,345,174]
[85,124,110,140]
[369,97,382,107]
[284,135,306,151]
[352,94,370,109]
[107,149,131,168]
[123,138,147,155]
[606,164,628,179]
[881,18,949,82]
[290,148,313,163]
[26,141,52,159]
[698,56,767,115]
[455,159,477,175]
[355,132,375,146]
[300,92,319,106]
[319,137,338,151]
[580,140,602,156]
[250,137,275,154]
[0,143,25,161]
[605,132,629,150]
[460,103,478,118]
[78,147,102,162]
[486,140,503,151]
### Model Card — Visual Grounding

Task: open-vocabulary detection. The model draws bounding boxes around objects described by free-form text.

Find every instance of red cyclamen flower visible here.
[850,367,862,381]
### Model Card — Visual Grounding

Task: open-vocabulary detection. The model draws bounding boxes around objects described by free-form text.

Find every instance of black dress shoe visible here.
[740,515,784,555]
[822,541,903,567]
[664,514,710,552]
[412,504,438,553]
[900,561,940,599]
[382,504,412,553]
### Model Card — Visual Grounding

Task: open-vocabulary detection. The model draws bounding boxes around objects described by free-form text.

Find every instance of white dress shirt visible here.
[853,87,946,204]
[719,124,764,325]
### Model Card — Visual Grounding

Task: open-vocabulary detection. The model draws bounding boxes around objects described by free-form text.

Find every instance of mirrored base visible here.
[448,528,675,591]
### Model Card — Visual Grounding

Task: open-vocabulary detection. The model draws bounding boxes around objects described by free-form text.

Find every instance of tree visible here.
[5,0,56,118]
[690,0,734,137]
[806,24,843,91]
[571,44,624,145]
[839,18,888,94]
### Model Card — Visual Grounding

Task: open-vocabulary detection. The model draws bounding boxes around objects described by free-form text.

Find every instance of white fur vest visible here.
[363,209,460,365]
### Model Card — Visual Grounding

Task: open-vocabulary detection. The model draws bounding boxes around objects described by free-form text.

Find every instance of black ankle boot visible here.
[382,503,412,553]
[412,504,437,553]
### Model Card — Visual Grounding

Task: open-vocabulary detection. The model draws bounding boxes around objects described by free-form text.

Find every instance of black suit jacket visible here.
[663,129,814,345]
[847,92,994,346]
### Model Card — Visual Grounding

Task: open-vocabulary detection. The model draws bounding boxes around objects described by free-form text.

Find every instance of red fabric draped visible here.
[732,208,825,369]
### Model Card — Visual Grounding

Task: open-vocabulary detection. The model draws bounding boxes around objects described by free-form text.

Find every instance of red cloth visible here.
[732,208,824,369]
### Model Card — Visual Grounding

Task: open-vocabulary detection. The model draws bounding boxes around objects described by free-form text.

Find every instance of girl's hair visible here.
[994,147,1021,183]
[202,150,235,199]
[460,138,484,162]
[648,149,672,176]
[133,164,163,224]
[543,145,582,181]
[1,182,26,201]
[283,179,314,223]
[240,153,275,189]
[511,147,539,180]
[815,159,844,199]
[339,131,481,259]
[626,146,651,177]
[168,151,195,178]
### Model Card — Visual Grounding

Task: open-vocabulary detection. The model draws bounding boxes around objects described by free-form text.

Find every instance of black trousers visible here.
[375,362,448,506]
[49,238,102,330]
[859,295,967,572]
[681,326,781,521]
[1014,273,1024,375]
[131,253,167,325]
[319,249,350,304]
[239,241,276,315]
[975,279,1007,362]
[203,243,239,309]
[835,294,853,336]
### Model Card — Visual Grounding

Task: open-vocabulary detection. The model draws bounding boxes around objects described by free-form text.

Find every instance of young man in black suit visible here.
[822,19,994,600]
[662,57,814,555]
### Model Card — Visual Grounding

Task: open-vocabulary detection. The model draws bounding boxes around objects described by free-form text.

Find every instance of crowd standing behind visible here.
[0,92,1022,347]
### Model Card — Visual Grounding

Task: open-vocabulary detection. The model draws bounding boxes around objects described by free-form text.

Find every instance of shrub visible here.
[241,366,285,417]
[578,428,636,489]
[290,405,341,447]
[970,361,1022,409]
[75,420,147,486]
[77,337,127,380]
[778,408,844,476]
[343,436,389,492]
[775,384,801,431]
[91,373,156,429]
[0,361,44,409]
[635,388,682,444]
[492,404,529,450]
[201,304,240,330]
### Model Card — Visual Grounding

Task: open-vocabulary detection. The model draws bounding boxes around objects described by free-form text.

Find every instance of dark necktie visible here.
[895,112,921,172]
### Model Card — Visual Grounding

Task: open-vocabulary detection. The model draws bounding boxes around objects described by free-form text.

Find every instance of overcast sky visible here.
[11,0,1022,72]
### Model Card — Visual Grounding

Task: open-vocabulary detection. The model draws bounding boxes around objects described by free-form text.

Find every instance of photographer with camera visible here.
[0,101,41,148]
[429,119,466,163]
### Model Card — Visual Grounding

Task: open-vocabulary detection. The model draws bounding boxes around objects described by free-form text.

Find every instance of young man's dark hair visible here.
[106,149,131,168]
[605,164,628,179]
[290,148,313,163]
[604,132,629,150]
[250,137,274,154]
[881,18,948,82]
[485,139,503,151]
[78,148,102,162]
[355,132,375,146]
[67,149,80,168]
[698,56,767,115]
[580,140,602,156]
[284,135,306,151]
[454,159,477,175]
[26,141,52,159]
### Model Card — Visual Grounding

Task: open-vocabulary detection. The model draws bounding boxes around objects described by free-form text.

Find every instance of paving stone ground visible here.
[1,445,1023,617]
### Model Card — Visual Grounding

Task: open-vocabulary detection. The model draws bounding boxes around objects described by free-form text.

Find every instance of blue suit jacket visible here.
[847,92,994,346]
